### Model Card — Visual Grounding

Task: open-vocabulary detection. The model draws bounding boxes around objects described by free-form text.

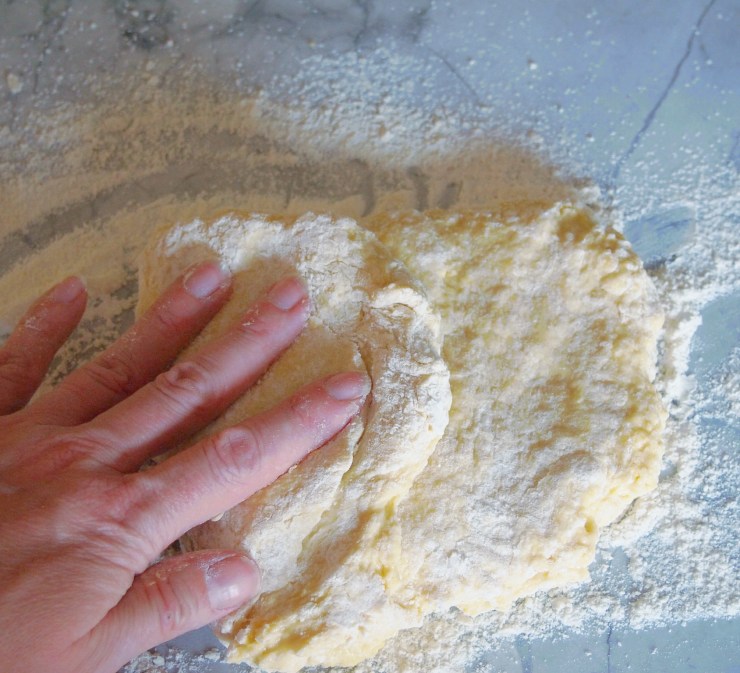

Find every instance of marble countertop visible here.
[1,2,738,672]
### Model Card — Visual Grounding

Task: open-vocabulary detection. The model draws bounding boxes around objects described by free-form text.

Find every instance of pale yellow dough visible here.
[137,205,665,672]
[137,212,451,671]
[364,206,666,616]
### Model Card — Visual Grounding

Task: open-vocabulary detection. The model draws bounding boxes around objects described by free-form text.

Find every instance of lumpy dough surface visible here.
[138,205,665,672]
[364,206,666,618]
[136,213,451,672]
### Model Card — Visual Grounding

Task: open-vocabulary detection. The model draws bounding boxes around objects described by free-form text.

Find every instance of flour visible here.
[121,647,223,673]
[0,56,738,672]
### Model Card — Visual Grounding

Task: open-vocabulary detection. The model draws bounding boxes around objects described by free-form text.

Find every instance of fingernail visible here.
[266,277,307,311]
[49,276,85,303]
[183,262,230,299]
[206,555,260,611]
[324,371,371,401]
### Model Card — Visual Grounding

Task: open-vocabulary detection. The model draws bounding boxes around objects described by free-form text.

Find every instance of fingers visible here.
[85,277,310,472]
[31,262,232,426]
[133,371,370,550]
[0,276,87,415]
[91,550,259,671]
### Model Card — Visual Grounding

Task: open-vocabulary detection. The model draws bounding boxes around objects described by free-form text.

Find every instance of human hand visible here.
[0,262,369,673]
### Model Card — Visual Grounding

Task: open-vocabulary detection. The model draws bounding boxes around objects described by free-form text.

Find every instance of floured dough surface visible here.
[138,205,665,672]
[364,206,666,617]
[136,213,451,671]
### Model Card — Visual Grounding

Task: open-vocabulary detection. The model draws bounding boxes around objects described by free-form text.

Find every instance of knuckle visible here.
[287,390,318,429]
[79,476,159,570]
[153,360,216,417]
[204,426,264,486]
[35,433,101,472]
[151,302,183,332]
[0,347,32,389]
[237,304,277,343]
[142,572,194,637]
[85,349,140,398]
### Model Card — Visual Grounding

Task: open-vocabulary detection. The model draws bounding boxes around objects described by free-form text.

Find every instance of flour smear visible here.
[0,52,738,673]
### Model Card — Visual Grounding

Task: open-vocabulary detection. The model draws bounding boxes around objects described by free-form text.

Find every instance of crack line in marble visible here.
[608,0,719,189]
[728,130,740,170]
[515,636,534,673]
[402,3,431,44]
[425,46,482,104]
[350,0,371,47]
[27,0,73,93]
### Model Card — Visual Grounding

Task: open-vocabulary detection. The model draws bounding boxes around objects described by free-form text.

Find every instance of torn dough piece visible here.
[364,205,667,618]
[136,213,451,671]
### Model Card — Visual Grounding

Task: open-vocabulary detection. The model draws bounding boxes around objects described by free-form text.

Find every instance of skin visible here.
[0,261,369,673]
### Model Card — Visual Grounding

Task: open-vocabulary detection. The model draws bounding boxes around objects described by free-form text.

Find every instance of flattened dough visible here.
[364,205,666,616]
[137,205,665,672]
[136,213,451,671]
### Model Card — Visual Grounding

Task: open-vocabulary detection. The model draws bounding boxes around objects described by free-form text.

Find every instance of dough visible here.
[136,213,451,671]
[364,205,666,616]
[137,205,665,672]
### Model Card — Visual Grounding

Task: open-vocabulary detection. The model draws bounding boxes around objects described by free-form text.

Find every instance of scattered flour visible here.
[122,647,223,673]
[0,48,738,672]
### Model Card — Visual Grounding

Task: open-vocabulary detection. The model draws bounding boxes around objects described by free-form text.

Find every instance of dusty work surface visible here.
[0,2,738,672]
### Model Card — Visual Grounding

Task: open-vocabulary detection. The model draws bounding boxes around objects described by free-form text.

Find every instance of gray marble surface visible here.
[1,1,739,672]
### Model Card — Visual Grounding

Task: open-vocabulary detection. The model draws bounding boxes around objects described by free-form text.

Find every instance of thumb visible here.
[92,550,260,670]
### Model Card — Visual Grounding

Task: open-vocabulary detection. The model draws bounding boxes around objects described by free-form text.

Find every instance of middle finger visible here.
[83,276,309,472]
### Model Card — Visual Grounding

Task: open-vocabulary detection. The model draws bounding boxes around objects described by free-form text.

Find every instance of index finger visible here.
[31,261,232,426]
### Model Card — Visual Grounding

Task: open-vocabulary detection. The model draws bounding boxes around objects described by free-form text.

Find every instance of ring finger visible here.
[130,371,370,553]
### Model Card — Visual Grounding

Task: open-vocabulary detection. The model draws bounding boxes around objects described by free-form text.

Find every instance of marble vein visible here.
[115,0,173,49]
[728,131,740,171]
[214,0,297,40]
[514,636,534,673]
[609,0,719,187]
[25,0,72,93]
[349,0,431,47]
[425,46,482,104]
[350,0,371,46]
